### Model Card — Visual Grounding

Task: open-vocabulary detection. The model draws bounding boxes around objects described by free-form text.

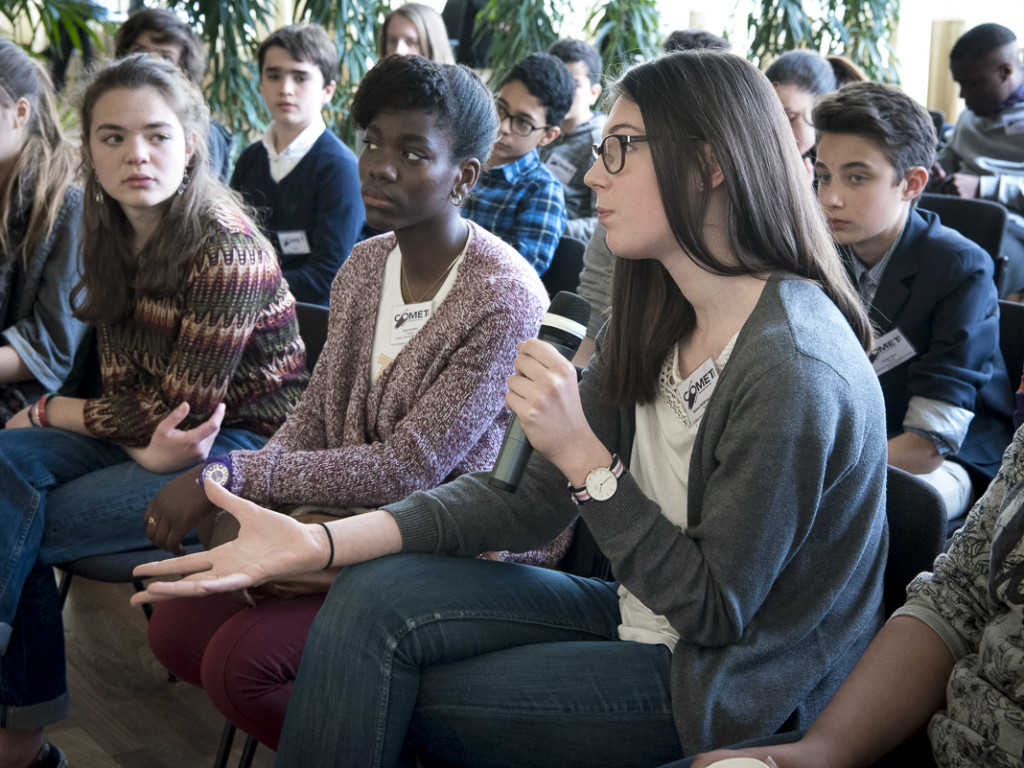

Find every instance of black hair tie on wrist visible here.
[318,521,335,570]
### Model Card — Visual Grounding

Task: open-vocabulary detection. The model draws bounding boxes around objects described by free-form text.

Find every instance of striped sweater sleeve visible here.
[84,224,283,446]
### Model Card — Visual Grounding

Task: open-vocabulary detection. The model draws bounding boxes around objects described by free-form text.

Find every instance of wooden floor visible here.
[51,574,275,768]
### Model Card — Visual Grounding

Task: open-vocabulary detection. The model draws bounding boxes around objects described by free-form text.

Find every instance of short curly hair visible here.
[350,55,498,165]
[500,53,576,128]
[547,39,602,86]
[951,23,1018,61]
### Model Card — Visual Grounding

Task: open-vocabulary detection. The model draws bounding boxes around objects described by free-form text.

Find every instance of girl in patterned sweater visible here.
[0,56,305,768]
[142,54,557,752]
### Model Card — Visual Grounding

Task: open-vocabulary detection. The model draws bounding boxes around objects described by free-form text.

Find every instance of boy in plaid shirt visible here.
[462,53,574,275]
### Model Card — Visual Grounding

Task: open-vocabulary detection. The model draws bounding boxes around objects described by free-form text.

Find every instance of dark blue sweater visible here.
[231,131,364,306]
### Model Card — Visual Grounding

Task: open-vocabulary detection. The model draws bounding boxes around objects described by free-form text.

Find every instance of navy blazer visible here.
[231,130,364,307]
[844,207,1013,478]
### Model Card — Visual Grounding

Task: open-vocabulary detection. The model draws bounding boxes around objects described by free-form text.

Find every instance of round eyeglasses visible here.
[495,102,548,138]
[591,134,650,174]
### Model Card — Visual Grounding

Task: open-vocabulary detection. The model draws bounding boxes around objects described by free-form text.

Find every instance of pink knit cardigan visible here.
[228,222,549,514]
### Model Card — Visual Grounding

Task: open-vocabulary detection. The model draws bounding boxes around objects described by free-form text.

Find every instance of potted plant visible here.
[746,0,900,82]
[473,0,566,87]
[585,0,661,79]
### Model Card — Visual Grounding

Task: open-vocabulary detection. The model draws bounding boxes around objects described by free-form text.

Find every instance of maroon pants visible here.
[148,592,324,750]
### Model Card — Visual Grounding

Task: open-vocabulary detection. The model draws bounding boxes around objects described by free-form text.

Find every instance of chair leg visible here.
[131,578,155,622]
[57,569,73,609]
[213,721,236,768]
[129,578,178,680]
[238,736,259,768]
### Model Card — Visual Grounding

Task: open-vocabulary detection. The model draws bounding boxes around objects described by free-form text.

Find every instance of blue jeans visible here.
[0,426,266,729]
[276,554,684,768]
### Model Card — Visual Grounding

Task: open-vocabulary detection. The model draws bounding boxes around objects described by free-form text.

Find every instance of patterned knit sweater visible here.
[83,208,308,446]
[226,221,549,513]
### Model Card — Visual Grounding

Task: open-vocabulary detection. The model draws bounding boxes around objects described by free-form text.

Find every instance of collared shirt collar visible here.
[487,148,542,183]
[261,114,327,182]
[846,210,910,308]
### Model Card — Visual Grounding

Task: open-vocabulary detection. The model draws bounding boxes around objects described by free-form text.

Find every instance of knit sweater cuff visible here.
[388,493,444,553]
[228,448,270,503]
[574,469,652,549]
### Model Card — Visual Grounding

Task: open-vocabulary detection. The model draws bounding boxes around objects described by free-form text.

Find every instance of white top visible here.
[370,233,470,383]
[260,114,327,183]
[619,334,738,650]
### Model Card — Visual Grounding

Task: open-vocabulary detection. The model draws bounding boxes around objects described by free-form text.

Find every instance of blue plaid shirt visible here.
[462,149,567,275]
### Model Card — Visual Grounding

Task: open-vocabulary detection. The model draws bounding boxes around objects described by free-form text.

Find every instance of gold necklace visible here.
[400,224,471,303]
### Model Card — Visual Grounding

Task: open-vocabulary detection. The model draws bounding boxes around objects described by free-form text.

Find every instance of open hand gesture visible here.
[132,482,330,605]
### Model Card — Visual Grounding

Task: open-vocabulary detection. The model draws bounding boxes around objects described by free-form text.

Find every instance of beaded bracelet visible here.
[36,392,57,428]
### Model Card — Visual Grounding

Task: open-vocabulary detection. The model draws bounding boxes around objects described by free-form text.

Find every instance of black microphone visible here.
[489,291,591,492]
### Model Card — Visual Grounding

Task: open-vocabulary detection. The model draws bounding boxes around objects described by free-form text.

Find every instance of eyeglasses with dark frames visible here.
[495,102,549,137]
[591,134,651,174]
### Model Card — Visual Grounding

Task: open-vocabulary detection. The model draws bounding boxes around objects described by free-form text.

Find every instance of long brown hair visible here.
[73,54,259,324]
[0,39,77,266]
[602,51,871,406]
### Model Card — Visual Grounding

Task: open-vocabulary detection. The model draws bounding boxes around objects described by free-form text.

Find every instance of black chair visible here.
[998,298,1024,395]
[57,542,204,622]
[844,470,944,768]
[541,236,586,298]
[917,193,1011,297]
[884,465,947,618]
[294,301,329,371]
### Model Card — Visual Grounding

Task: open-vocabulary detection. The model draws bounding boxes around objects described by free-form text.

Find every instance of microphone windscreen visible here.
[548,291,591,329]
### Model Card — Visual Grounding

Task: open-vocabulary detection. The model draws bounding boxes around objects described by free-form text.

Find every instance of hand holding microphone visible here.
[490,291,591,492]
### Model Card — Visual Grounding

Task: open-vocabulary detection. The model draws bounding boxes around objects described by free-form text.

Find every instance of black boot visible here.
[28,744,68,768]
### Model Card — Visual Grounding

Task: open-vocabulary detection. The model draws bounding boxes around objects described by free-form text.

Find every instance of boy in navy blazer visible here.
[813,81,1013,520]
[231,24,363,306]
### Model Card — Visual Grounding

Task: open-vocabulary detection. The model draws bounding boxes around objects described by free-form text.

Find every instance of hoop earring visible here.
[177,169,191,196]
[93,173,104,204]
[450,191,463,207]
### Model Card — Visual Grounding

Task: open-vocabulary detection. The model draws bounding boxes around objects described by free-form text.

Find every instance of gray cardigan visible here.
[2,185,87,391]
[387,272,890,753]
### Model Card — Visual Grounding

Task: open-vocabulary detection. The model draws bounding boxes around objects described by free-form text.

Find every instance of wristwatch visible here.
[198,454,233,490]
[569,455,623,506]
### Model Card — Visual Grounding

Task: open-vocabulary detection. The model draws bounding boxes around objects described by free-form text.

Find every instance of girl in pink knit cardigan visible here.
[143,55,560,750]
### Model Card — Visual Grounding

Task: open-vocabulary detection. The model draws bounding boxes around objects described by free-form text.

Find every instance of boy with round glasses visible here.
[462,52,573,275]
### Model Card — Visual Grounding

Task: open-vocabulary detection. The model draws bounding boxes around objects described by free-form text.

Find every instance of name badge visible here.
[545,153,577,186]
[279,230,311,255]
[677,357,719,426]
[869,328,917,376]
[391,301,432,346]
[1004,114,1024,136]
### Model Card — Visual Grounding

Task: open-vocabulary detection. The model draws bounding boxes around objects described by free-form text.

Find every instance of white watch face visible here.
[586,467,618,502]
[202,462,230,488]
